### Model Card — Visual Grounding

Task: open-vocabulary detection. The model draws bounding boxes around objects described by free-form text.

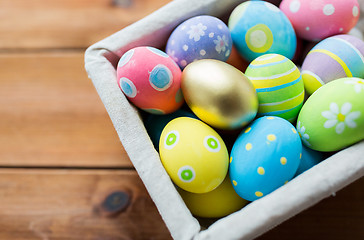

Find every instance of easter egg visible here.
[294,145,324,177]
[245,54,304,123]
[297,77,364,152]
[144,109,196,151]
[230,116,302,201]
[228,1,296,62]
[166,15,232,69]
[177,175,248,218]
[181,59,258,130]
[280,0,360,41]
[301,34,364,95]
[117,46,183,114]
[159,117,229,193]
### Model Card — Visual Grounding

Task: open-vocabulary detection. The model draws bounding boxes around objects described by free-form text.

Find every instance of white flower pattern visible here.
[297,121,311,146]
[321,102,361,134]
[187,23,207,42]
[214,35,228,53]
[345,78,364,93]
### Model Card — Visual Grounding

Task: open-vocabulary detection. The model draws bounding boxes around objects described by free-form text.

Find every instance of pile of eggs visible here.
[116,0,364,218]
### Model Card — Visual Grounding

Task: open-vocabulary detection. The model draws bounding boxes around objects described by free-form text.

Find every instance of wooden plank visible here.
[0,169,171,240]
[0,52,133,167]
[0,168,362,239]
[0,0,172,50]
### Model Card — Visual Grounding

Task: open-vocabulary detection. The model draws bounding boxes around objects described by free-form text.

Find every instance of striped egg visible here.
[301,34,364,95]
[228,1,296,62]
[245,54,304,123]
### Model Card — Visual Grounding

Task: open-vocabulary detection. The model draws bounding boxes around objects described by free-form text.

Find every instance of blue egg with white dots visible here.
[229,116,302,201]
[166,15,232,69]
[228,1,296,62]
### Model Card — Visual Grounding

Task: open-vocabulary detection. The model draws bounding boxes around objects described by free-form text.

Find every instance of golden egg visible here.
[181,59,258,130]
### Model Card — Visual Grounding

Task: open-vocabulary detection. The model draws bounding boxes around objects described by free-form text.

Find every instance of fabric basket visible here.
[84,0,364,239]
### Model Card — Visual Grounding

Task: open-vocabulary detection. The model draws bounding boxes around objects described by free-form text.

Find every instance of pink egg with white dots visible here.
[280,0,360,41]
[117,46,184,114]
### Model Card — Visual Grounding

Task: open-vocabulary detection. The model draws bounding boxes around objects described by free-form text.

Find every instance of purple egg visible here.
[166,15,232,69]
[301,34,364,95]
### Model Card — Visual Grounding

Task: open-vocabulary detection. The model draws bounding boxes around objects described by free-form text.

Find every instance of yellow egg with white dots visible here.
[159,117,229,193]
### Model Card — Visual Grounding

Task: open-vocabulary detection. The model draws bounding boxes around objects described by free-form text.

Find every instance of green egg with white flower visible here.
[297,77,364,152]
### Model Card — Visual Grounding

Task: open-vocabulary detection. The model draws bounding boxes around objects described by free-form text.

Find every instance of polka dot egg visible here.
[144,109,197,151]
[301,34,364,95]
[159,117,229,193]
[117,46,183,114]
[229,116,302,201]
[245,54,304,123]
[280,0,360,41]
[228,1,296,62]
[166,15,232,69]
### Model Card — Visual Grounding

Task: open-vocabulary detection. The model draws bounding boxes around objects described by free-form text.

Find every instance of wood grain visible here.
[0,169,171,240]
[0,0,363,239]
[0,0,172,50]
[0,52,132,167]
[0,168,361,240]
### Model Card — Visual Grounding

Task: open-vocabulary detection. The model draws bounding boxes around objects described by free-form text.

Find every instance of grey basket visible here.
[84,0,364,239]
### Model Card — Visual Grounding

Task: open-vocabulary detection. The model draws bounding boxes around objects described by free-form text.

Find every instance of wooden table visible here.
[0,0,363,239]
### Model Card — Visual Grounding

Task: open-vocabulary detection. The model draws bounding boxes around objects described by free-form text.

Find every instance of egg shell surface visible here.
[166,15,232,69]
[144,109,197,151]
[294,145,324,177]
[159,117,229,193]
[177,175,248,218]
[117,46,183,114]
[280,0,360,41]
[297,77,364,152]
[230,116,302,201]
[228,1,296,62]
[245,54,304,123]
[181,59,258,130]
[301,34,364,95]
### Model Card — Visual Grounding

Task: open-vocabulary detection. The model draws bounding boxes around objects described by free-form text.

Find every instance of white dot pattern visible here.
[323,4,335,16]
[289,0,300,13]
[353,6,359,17]
[250,30,267,48]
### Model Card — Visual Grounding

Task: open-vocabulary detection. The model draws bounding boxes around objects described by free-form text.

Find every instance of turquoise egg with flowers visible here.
[228,1,297,62]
